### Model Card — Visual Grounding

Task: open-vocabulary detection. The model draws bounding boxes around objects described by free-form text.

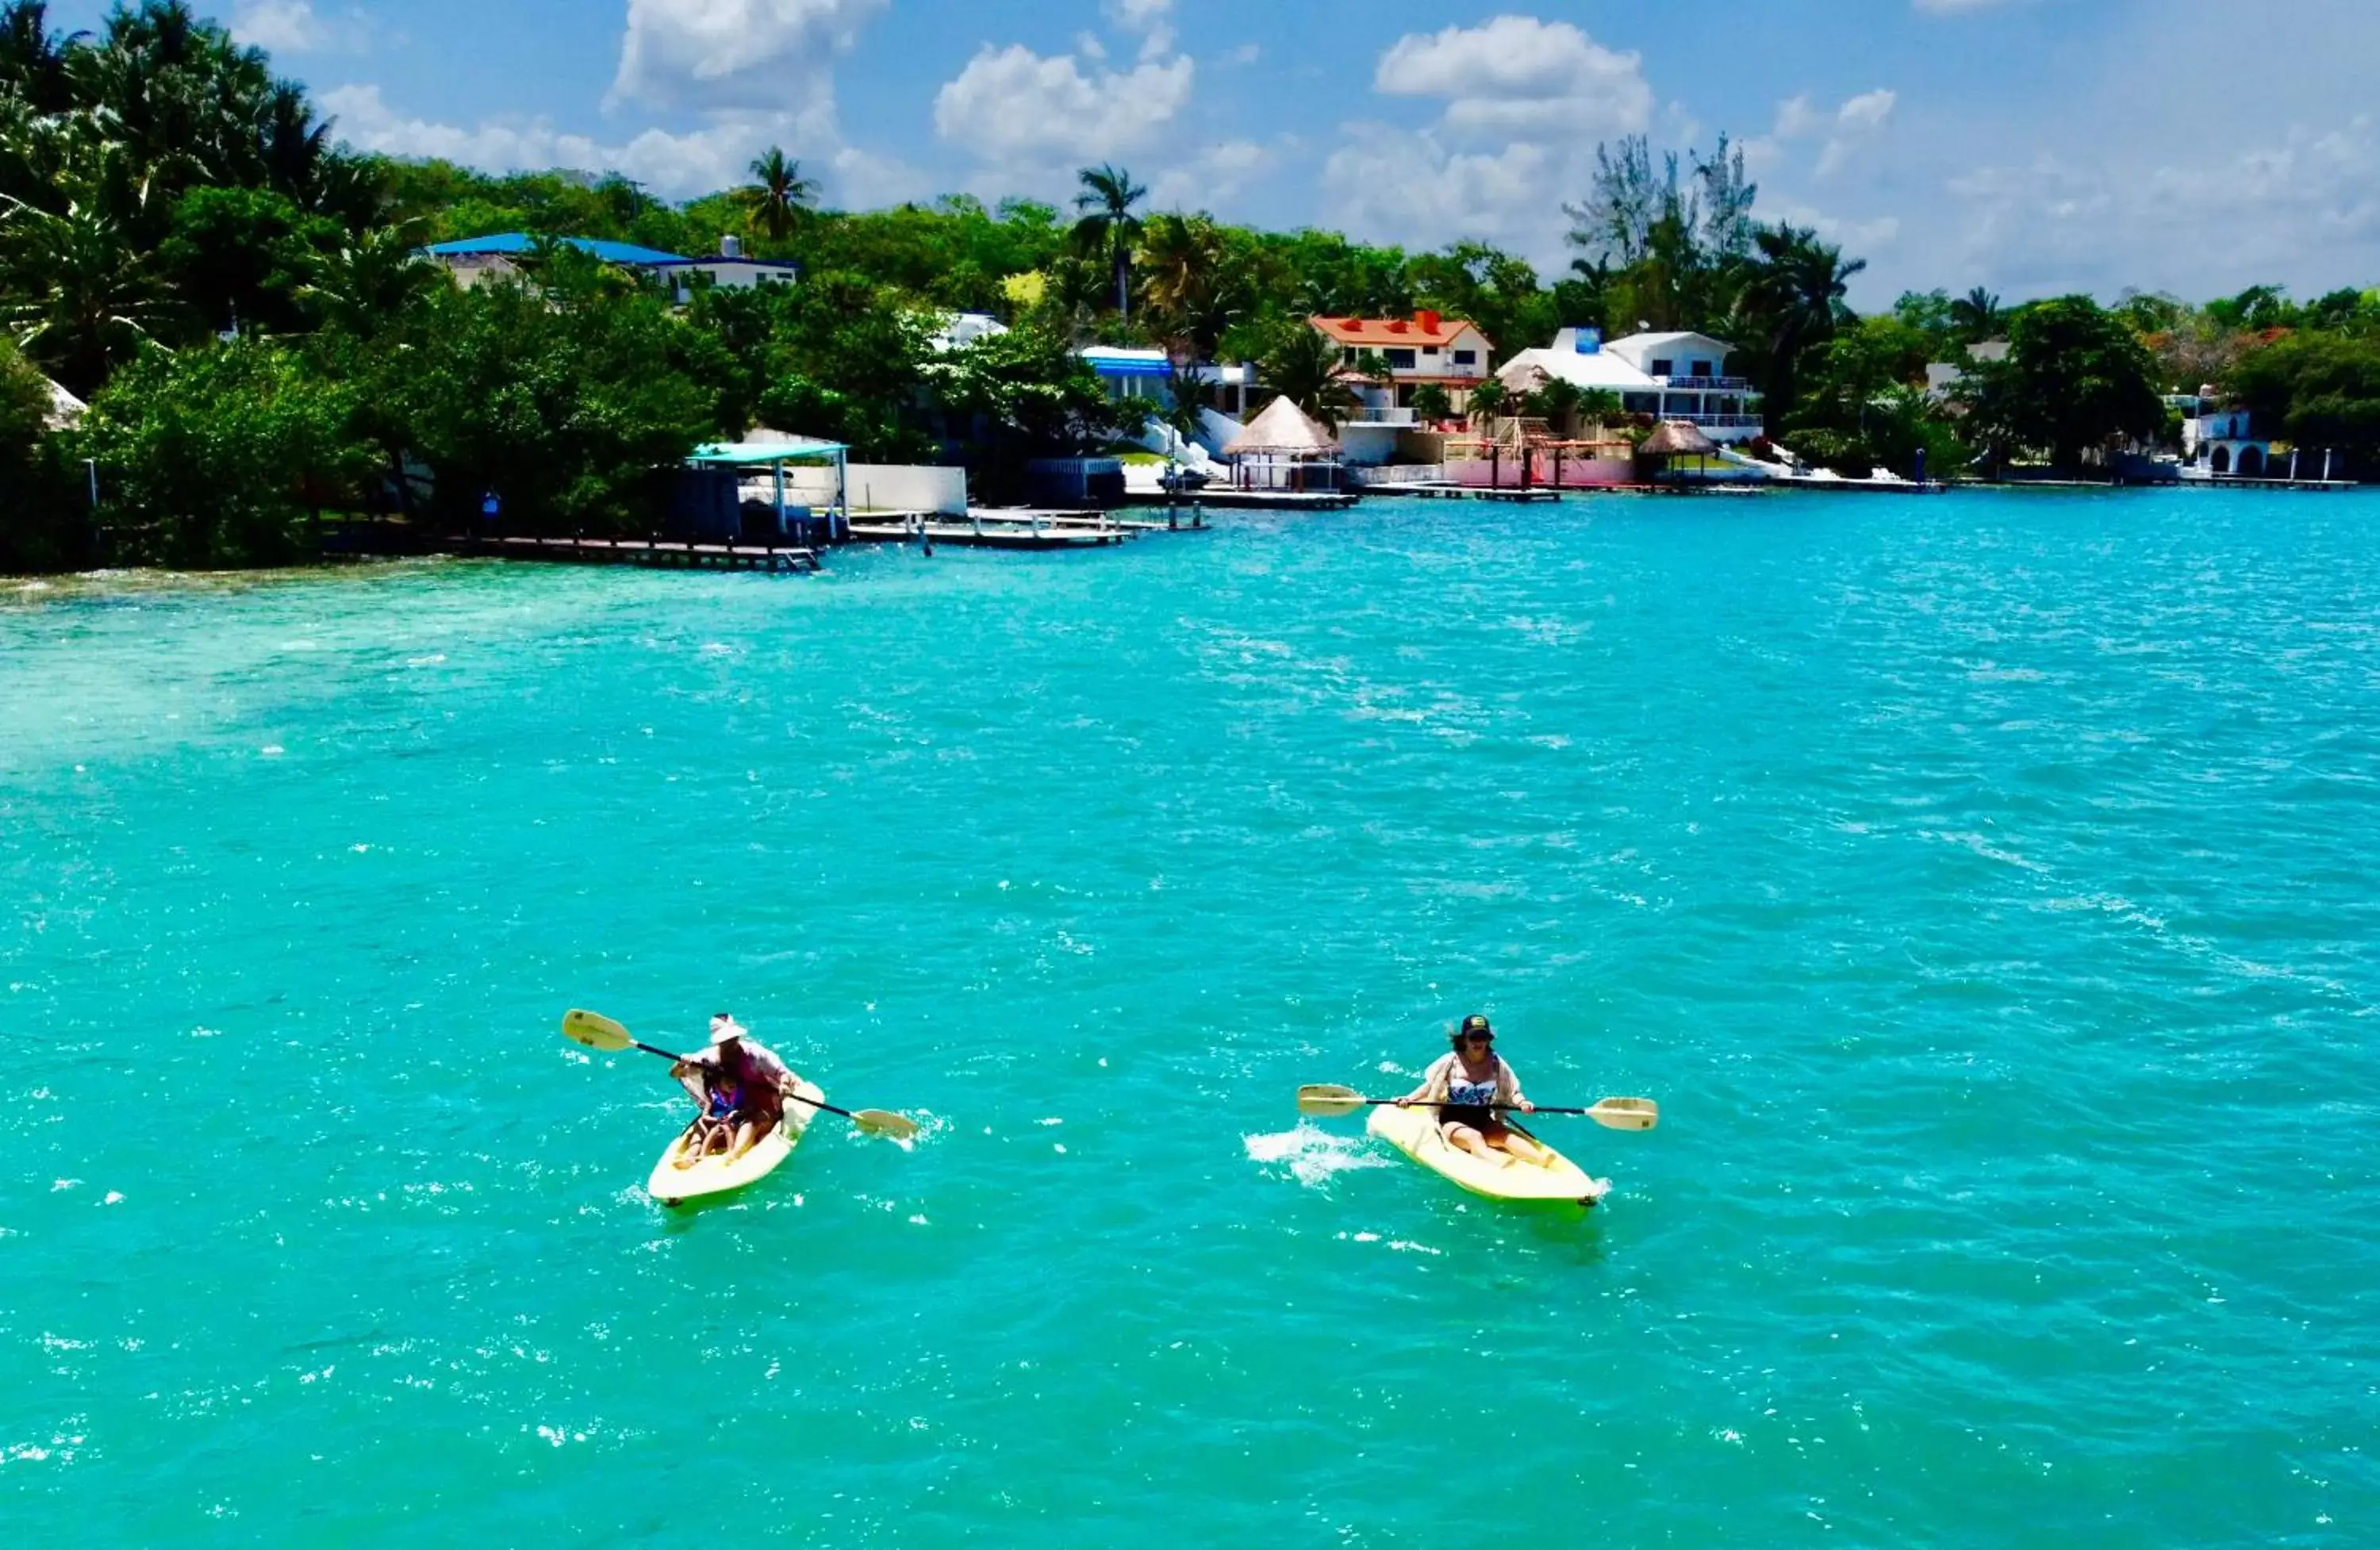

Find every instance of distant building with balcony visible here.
[1310,311,1495,412]
[1077,347,1256,417]
[1494,328,1764,443]
[424,232,797,302]
[2171,389,2274,477]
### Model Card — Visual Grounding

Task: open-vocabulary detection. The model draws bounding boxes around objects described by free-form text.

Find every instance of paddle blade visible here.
[1589,1097,1659,1132]
[851,1109,919,1142]
[1296,1084,1367,1118]
[562,1009,635,1053]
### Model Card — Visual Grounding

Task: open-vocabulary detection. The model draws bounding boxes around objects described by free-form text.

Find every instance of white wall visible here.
[751,463,968,516]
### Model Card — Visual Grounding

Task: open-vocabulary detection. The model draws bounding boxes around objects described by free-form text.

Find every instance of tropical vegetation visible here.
[2,2,2376,574]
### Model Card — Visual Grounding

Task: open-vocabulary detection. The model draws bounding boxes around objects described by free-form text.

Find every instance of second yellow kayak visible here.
[1367,1102,1611,1206]
[647,1079,827,1207]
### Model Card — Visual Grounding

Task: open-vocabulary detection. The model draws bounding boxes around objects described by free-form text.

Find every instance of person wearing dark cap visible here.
[1396,1013,1538,1161]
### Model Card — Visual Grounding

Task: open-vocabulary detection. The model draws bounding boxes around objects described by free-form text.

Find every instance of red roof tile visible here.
[1310,313,1485,350]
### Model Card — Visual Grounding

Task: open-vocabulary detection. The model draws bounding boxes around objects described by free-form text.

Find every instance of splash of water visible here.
[1243,1122,1395,1188]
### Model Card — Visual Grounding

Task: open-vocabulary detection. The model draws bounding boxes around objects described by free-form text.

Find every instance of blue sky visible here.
[53,1,2380,308]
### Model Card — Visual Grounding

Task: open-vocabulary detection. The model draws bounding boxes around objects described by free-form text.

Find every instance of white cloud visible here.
[1323,17,1653,262]
[1767,200,1902,254]
[932,44,1195,170]
[1944,114,2380,296]
[316,0,905,206]
[1147,138,1276,210]
[1374,16,1651,140]
[321,82,923,205]
[324,82,748,190]
[1102,0,1175,63]
[232,0,368,54]
[609,0,887,113]
[1754,88,1897,178]
[1322,132,1557,254]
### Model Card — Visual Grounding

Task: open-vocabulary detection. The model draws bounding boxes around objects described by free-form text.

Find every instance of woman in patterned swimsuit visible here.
[1396,1013,1539,1161]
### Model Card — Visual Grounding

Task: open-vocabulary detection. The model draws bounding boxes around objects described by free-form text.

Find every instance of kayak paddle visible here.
[563,1008,921,1141]
[1296,1084,1658,1131]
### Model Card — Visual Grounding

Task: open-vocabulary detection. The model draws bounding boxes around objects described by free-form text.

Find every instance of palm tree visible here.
[1950,286,2003,343]
[1038,254,1109,343]
[0,2,79,115]
[1576,387,1626,433]
[1073,163,1146,322]
[1528,377,1585,434]
[1735,223,1866,429]
[1136,211,1236,354]
[1257,324,1358,428]
[0,196,171,396]
[735,147,817,245]
[1161,360,1212,443]
[298,222,440,337]
[1407,382,1454,424]
[1465,374,1511,428]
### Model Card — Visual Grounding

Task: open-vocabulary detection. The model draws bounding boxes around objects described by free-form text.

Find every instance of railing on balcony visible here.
[1345,405,1418,426]
[1649,375,1756,392]
[1688,414,1766,430]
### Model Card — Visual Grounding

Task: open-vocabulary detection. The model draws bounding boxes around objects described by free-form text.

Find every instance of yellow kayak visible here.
[647,1079,826,1207]
[1367,1102,1611,1206]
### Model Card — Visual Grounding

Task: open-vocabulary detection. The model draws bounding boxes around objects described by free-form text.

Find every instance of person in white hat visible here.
[670,1013,798,1163]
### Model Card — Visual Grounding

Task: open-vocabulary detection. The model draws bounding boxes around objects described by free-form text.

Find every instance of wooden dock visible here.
[1166,489,1359,511]
[321,524,821,572]
[479,535,820,571]
[845,508,1151,551]
[1400,483,1563,503]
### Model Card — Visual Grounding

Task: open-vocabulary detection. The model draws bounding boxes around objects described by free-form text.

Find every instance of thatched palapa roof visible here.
[1222,395,1340,458]
[1641,419,1718,457]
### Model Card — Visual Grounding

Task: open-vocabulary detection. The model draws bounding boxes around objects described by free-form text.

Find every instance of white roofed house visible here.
[1495,328,1764,443]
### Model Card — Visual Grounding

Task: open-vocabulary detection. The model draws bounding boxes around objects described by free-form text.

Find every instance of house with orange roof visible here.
[1309,311,1495,412]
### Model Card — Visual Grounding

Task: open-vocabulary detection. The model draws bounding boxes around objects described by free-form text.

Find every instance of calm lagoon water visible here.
[4,489,2378,1545]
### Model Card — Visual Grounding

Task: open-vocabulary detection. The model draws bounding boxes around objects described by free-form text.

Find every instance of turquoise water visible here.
[5,489,2378,1545]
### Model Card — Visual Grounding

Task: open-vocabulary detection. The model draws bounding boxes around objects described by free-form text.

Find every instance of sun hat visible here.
[708,1014,748,1047]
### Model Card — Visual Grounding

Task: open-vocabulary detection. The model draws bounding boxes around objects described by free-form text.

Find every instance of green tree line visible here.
[5,2,2378,573]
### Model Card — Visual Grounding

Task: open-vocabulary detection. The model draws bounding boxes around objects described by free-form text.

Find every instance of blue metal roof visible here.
[424,232,690,266]
[688,439,848,466]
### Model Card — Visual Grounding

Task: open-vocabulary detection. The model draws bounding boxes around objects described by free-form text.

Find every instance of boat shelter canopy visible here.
[686,437,850,540]
[689,439,850,465]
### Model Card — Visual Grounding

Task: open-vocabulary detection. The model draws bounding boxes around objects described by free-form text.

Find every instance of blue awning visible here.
[1081,349,1173,380]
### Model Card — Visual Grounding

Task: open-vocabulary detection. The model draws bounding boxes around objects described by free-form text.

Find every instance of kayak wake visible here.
[1244,1123,1395,1189]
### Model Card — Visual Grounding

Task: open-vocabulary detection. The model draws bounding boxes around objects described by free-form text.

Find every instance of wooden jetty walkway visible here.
[1158,489,1358,511]
[321,523,820,572]
[846,507,1196,551]
[478,534,820,571]
[1400,483,1563,503]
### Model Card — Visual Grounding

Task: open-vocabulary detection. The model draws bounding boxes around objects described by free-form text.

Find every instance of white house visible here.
[1495,328,1764,443]
[1078,347,1256,417]
[652,235,800,296]
[2171,389,2274,477]
[1311,312,1495,413]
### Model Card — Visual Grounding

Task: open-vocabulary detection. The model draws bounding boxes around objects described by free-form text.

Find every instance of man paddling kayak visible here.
[1396,1013,1542,1163]
[670,1014,798,1164]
